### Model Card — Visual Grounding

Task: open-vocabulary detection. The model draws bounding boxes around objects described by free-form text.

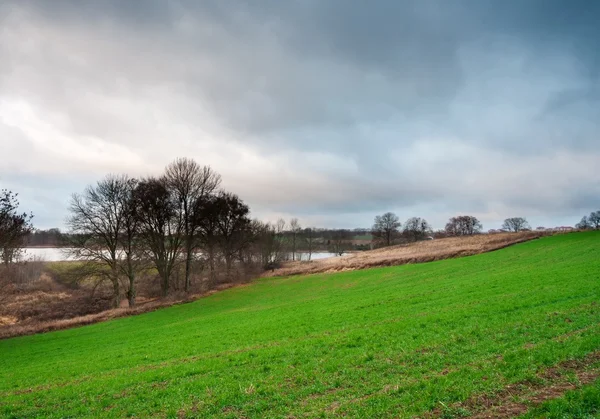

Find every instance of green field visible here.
[1,232,599,418]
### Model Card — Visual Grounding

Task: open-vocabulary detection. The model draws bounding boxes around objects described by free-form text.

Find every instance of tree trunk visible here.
[110,264,120,308]
[184,242,192,292]
[208,246,216,288]
[112,279,121,308]
[157,263,169,297]
[225,254,233,281]
[183,200,192,293]
[162,272,169,296]
[127,274,136,307]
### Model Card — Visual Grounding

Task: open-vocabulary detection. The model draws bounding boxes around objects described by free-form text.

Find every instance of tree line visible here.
[67,158,256,307]
[25,228,66,247]
[370,213,538,247]
[3,166,600,309]
[576,211,600,230]
[64,158,364,308]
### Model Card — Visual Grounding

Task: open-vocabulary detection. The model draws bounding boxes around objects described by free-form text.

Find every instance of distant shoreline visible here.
[24,246,70,249]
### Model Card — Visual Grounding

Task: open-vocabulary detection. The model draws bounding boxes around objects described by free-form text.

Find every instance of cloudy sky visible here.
[1,0,599,230]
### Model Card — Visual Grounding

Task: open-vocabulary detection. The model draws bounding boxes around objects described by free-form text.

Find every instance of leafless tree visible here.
[248,220,274,269]
[165,158,221,292]
[289,218,301,261]
[588,211,600,229]
[0,189,34,266]
[275,218,288,261]
[403,217,432,242]
[576,216,591,230]
[501,217,530,232]
[372,212,401,247]
[193,194,221,285]
[328,229,352,256]
[134,177,184,296]
[304,227,315,261]
[117,178,146,307]
[213,192,252,280]
[445,215,483,236]
[67,175,137,307]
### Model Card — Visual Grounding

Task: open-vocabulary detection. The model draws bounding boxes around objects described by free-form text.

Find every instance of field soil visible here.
[265,231,548,277]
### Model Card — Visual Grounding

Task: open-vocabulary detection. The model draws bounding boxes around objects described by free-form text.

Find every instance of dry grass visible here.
[0,281,245,340]
[264,231,550,277]
[0,256,259,340]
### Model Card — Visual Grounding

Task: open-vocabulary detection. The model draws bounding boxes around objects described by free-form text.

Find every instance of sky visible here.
[1,0,599,231]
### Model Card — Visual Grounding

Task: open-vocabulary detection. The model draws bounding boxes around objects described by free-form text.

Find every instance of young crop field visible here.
[1,232,599,418]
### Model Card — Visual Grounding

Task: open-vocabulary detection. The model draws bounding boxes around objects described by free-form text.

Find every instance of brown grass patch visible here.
[0,281,243,340]
[264,231,550,278]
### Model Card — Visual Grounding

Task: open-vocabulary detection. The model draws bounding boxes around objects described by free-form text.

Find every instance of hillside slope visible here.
[1,232,599,418]
[265,231,547,277]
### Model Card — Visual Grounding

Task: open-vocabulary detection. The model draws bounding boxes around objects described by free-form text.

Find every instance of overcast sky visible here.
[1,0,599,231]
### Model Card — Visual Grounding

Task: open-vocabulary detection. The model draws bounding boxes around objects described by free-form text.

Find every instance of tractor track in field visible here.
[428,350,600,418]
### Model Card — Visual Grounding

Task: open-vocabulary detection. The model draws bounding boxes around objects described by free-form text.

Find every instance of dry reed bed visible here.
[0,283,242,340]
[264,231,550,278]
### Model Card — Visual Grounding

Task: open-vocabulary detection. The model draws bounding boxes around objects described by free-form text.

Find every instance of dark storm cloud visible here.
[1,0,599,229]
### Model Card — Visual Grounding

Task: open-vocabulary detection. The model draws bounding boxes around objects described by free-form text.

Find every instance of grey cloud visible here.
[1,0,599,229]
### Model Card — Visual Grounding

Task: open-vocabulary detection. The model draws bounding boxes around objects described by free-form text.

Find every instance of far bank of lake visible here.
[21,248,342,262]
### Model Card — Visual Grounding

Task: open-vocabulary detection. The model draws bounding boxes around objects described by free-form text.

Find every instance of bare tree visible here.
[0,189,34,266]
[445,215,483,236]
[117,178,145,307]
[134,177,184,296]
[275,218,288,261]
[403,217,432,242]
[304,227,315,261]
[372,212,401,247]
[193,194,221,285]
[67,175,136,307]
[576,215,591,230]
[165,158,221,292]
[248,220,291,270]
[289,218,301,261]
[329,229,352,256]
[249,220,275,269]
[589,211,600,229]
[213,193,252,280]
[502,217,531,232]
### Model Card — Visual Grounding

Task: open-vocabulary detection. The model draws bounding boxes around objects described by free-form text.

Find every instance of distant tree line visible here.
[370,212,435,247]
[25,228,66,247]
[370,213,539,247]
[370,213,436,247]
[576,210,600,230]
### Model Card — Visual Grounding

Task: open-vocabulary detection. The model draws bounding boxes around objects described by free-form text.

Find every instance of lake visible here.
[21,248,340,262]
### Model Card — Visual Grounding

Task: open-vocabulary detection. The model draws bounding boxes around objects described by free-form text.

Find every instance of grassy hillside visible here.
[1,232,599,418]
